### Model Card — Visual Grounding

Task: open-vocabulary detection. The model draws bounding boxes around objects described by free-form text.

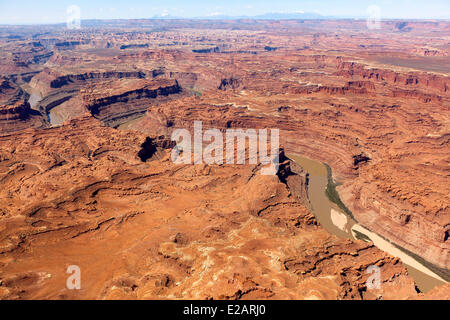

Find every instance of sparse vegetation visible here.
[324,164,355,220]
[353,229,371,242]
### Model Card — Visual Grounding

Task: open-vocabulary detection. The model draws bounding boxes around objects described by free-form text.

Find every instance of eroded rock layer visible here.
[0,117,436,299]
[0,19,449,299]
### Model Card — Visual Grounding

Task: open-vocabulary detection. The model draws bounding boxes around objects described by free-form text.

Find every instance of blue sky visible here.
[0,0,449,24]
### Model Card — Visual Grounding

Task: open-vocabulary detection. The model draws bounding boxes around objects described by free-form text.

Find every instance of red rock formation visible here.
[0,19,448,299]
[0,78,45,133]
[0,117,433,300]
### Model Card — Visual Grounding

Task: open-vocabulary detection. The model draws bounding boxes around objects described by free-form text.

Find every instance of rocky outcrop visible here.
[277,152,309,206]
[49,71,147,88]
[0,79,45,133]
[335,60,449,93]
[0,117,430,300]
[80,79,183,126]
[218,77,242,91]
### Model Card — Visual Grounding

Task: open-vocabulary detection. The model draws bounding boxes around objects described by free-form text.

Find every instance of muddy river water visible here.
[288,154,446,293]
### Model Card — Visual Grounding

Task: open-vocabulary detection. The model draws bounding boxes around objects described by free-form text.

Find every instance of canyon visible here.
[0,19,448,299]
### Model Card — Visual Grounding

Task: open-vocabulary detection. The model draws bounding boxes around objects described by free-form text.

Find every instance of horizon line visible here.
[1,16,450,27]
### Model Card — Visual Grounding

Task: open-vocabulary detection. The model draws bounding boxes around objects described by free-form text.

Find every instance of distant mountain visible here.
[189,12,324,20]
[253,12,324,20]
[84,12,326,23]
[150,14,183,20]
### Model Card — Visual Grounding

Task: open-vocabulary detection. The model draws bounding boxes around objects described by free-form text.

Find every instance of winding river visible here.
[287,154,446,293]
